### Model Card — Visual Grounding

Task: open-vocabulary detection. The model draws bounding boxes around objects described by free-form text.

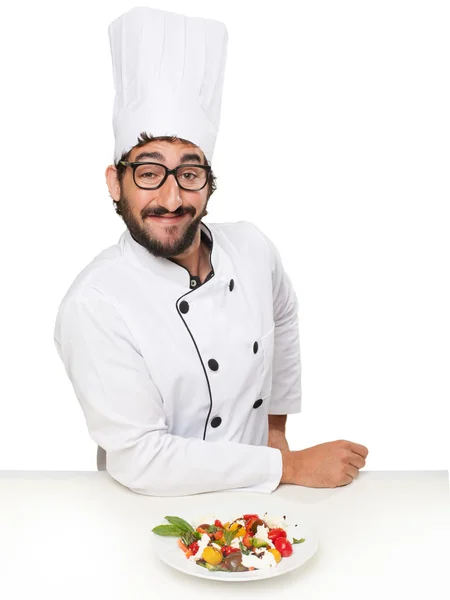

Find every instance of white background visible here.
[0,0,449,473]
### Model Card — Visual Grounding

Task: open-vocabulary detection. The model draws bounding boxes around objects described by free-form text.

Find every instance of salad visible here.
[152,512,305,572]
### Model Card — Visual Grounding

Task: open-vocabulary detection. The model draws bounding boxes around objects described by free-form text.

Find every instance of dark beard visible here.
[118,191,208,259]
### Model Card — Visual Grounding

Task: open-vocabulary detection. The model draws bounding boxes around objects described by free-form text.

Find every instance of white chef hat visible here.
[108,7,228,164]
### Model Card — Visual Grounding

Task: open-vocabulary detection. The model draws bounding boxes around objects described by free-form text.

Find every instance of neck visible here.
[169,230,210,279]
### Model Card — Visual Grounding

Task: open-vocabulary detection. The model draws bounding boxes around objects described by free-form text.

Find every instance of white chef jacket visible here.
[54,220,301,496]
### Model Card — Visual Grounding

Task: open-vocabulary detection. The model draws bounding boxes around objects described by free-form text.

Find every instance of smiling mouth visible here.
[145,213,189,223]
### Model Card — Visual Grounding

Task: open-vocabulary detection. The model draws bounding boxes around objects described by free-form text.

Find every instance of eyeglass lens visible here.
[134,164,207,190]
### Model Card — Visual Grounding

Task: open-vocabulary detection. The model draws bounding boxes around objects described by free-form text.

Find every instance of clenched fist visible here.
[281,440,369,488]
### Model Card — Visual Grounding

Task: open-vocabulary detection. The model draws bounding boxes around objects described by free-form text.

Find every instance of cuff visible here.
[227,447,283,494]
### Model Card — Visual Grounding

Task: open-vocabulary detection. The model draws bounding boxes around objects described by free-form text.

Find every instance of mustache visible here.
[141,206,195,219]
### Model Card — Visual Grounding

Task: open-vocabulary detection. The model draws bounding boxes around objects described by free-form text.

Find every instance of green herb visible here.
[164,516,195,533]
[223,528,238,546]
[239,541,251,555]
[207,525,219,534]
[152,524,184,536]
[181,531,201,546]
[293,537,306,544]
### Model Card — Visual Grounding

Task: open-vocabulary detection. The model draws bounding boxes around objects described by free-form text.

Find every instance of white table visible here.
[0,470,449,599]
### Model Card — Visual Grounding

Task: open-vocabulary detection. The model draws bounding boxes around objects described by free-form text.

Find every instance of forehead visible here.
[128,140,205,162]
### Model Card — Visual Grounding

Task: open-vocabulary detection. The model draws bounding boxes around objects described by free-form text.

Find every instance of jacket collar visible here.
[120,221,224,289]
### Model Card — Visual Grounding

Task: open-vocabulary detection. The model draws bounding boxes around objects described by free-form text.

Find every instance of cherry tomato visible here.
[268,528,287,543]
[222,545,240,557]
[189,541,199,554]
[214,519,223,528]
[274,537,293,557]
[214,530,223,540]
[243,514,259,520]
[242,533,253,548]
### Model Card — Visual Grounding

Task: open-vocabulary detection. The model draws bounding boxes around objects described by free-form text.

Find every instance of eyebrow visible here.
[133,151,204,164]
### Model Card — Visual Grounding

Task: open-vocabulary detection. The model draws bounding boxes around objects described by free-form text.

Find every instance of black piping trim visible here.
[167,227,215,283]
[174,222,216,440]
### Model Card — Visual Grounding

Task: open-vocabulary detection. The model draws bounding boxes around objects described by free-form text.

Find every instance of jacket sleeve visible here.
[54,287,283,497]
[246,222,302,416]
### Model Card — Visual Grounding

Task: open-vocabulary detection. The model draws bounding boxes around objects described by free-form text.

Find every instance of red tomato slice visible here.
[222,545,240,557]
[189,541,199,554]
[245,517,259,532]
[268,528,287,543]
[274,537,293,557]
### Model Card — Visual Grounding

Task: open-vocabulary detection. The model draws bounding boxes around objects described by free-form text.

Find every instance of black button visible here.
[229,279,235,291]
[179,301,189,314]
[253,399,263,409]
[211,416,222,428]
[208,359,219,371]
[191,279,197,287]
[253,341,259,354]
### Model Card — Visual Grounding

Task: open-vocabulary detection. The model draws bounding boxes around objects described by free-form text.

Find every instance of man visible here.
[54,7,368,496]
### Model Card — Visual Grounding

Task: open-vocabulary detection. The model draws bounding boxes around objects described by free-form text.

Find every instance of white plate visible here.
[150,495,319,582]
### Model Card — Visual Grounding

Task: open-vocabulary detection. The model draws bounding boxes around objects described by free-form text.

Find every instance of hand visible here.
[281,440,369,488]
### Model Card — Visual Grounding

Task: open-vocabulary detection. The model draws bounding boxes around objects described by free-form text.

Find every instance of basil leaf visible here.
[152,524,183,536]
[164,516,195,533]
[181,531,201,546]
[239,541,251,556]
[223,529,237,546]
[293,537,306,544]
[207,525,219,534]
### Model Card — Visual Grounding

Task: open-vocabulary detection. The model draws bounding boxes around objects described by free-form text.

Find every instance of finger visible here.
[349,442,369,459]
[348,453,366,469]
[345,465,360,480]
[337,475,353,487]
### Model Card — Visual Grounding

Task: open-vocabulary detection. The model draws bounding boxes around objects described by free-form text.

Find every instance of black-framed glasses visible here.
[119,161,211,191]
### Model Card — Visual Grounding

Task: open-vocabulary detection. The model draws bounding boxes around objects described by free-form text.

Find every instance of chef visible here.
[54,7,368,496]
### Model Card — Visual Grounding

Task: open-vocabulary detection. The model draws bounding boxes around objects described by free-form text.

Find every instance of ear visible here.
[105,165,121,202]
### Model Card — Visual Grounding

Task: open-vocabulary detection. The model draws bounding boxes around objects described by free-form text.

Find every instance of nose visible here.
[155,173,183,212]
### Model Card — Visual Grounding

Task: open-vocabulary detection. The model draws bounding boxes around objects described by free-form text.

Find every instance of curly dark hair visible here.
[113,132,217,216]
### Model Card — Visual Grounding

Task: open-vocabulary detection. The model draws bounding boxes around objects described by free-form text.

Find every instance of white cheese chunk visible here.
[254,524,270,543]
[253,525,275,548]
[264,515,287,529]
[241,550,277,569]
[191,533,210,562]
